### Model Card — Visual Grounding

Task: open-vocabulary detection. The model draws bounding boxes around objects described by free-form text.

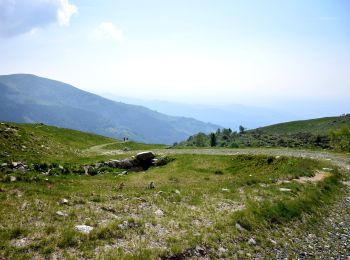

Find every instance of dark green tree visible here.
[210,133,217,147]
[239,125,246,134]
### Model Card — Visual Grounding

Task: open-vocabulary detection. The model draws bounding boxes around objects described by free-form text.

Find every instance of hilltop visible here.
[0,74,219,144]
[179,114,350,149]
[256,115,350,135]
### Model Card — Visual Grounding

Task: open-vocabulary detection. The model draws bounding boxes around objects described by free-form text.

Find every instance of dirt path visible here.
[83,142,126,156]
[156,148,350,174]
[84,144,350,173]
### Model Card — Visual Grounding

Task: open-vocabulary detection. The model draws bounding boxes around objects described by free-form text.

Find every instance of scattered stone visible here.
[95,162,104,169]
[11,238,30,247]
[10,176,16,182]
[101,206,117,213]
[118,171,128,176]
[155,209,164,217]
[56,210,68,217]
[218,247,228,254]
[1,163,7,167]
[148,181,155,189]
[248,238,257,245]
[60,198,69,204]
[222,188,230,192]
[322,168,333,171]
[118,221,129,230]
[16,165,25,172]
[235,223,245,232]
[275,156,281,159]
[75,225,94,234]
[270,239,277,245]
[175,189,181,194]
[84,166,97,176]
[279,188,292,192]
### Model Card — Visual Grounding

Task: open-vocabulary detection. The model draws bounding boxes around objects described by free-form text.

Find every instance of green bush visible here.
[330,126,350,152]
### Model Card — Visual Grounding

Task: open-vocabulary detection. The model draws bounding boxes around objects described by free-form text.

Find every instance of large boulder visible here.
[107,160,120,168]
[136,151,155,162]
[106,152,157,171]
[118,158,138,169]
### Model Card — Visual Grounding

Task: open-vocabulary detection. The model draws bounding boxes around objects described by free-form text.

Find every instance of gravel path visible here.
[156,148,350,174]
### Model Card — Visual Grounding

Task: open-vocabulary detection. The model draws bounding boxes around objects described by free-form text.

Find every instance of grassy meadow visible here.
[0,122,349,259]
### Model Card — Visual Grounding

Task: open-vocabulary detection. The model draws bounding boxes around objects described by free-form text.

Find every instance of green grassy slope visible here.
[0,122,116,162]
[179,115,350,149]
[0,153,346,259]
[256,114,350,135]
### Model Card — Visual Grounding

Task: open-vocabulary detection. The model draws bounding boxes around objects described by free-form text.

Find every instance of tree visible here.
[193,133,207,147]
[239,125,246,134]
[222,128,231,140]
[210,133,217,147]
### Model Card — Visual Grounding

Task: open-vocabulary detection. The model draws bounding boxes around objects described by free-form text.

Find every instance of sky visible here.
[0,0,350,107]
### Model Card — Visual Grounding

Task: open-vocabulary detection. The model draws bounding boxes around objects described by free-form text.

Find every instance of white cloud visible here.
[0,0,77,37]
[94,22,124,43]
[57,0,78,26]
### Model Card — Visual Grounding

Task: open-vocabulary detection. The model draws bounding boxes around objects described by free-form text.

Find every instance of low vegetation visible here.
[178,114,350,151]
[0,122,349,258]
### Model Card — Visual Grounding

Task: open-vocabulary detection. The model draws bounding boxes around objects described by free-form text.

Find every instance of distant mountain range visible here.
[101,95,350,131]
[0,74,219,144]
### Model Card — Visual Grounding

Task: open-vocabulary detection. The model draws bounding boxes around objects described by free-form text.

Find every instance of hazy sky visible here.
[1,0,350,106]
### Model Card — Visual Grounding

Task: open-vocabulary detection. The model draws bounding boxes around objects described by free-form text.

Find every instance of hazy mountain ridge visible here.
[0,74,219,144]
[102,94,350,131]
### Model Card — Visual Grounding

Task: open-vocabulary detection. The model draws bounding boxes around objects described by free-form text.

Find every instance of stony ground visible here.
[85,145,350,259]
[2,144,349,259]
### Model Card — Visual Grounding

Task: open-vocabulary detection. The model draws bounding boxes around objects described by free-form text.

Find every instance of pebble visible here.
[60,198,69,204]
[279,188,292,192]
[222,188,230,192]
[248,238,256,245]
[56,211,68,217]
[75,225,93,234]
[175,189,181,194]
[270,239,277,245]
[10,176,16,182]
[235,223,245,232]
[155,209,164,217]
[218,247,228,254]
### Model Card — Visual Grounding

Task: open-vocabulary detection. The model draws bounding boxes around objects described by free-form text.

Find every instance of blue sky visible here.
[0,0,349,106]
